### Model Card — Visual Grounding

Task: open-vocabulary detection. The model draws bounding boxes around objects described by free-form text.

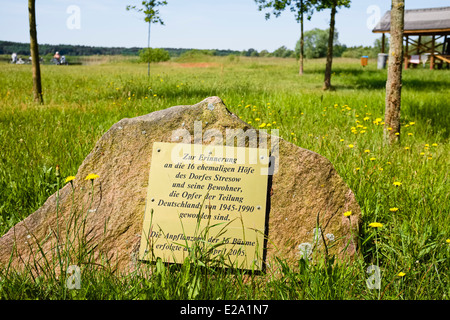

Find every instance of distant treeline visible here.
[0,40,240,57]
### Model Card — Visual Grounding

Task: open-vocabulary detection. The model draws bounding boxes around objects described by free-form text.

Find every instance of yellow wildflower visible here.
[369,157,376,161]
[85,173,100,181]
[389,207,399,212]
[369,222,383,228]
[397,272,406,277]
[393,181,402,186]
[259,123,266,128]
[343,211,352,217]
[446,239,450,244]
[348,144,354,148]
[432,143,438,147]
[364,149,370,153]
[65,176,75,183]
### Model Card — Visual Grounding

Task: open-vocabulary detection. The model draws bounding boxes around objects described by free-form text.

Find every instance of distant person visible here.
[11,52,17,64]
[61,55,66,65]
[53,51,61,64]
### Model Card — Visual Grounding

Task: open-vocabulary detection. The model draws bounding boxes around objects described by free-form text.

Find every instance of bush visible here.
[139,48,170,63]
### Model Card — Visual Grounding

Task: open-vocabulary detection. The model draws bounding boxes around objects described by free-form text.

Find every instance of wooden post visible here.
[381,33,385,53]
[404,35,409,69]
[430,35,435,70]
[417,35,421,54]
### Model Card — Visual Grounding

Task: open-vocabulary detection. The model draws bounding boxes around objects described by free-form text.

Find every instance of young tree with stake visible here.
[127,1,168,77]
[255,0,314,75]
[313,0,351,90]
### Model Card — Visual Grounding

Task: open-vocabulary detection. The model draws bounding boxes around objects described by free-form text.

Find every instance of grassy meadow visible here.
[0,55,449,300]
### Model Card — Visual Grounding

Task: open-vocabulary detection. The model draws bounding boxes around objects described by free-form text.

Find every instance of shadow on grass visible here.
[406,100,449,138]
[307,67,450,92]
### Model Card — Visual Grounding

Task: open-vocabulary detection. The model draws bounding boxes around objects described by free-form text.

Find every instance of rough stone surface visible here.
[0,97,361,273]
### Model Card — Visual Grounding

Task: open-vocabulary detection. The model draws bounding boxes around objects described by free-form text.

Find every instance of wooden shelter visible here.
[373,6,450,69]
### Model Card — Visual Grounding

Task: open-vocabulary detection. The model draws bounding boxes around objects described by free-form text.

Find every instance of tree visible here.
[313,0,351,90]
[139,47,170,63]
[127,1,167,77]
[295,28,337,59]
[28,0,43,104]
[255,0,314,75]
[384,0,405,144]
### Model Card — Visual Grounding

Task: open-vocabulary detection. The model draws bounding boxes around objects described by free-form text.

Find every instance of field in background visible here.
[0,56,449,299]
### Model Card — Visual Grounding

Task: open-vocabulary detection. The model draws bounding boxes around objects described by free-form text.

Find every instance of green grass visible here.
[0,56,449,300]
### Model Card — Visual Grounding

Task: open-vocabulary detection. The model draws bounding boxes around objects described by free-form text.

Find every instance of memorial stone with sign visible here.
[0,97,362,273]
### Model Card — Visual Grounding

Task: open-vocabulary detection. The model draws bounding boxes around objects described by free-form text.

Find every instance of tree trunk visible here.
[384,0,405,144]
[323,1,336,90]
[28,0,43,104]
[299,1,304,75]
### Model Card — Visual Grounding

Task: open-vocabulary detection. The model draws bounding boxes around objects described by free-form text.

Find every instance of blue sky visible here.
[1,0,449,52]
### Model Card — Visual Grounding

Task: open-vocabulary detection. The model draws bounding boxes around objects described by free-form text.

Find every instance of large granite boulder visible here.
[0,97,361,274]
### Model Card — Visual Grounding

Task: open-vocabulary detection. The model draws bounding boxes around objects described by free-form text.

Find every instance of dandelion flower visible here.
[364,149,370,153]
[397,272,406,277]
[254,118,261,122]
[389,207,399,212]
[432,143,438,147]
[343,211,352,217]
[348,144,354,148]
[404,147,410,150]
[369,222,383,228]
[395,132,400,136]
[85,173,100,181]
[259,123,266,128]
[393,181,402,186]
[369,157,376,161]
[65,176,75,184]
[446,239,450,244]
[407,133,413,136]
[409,122,415,125]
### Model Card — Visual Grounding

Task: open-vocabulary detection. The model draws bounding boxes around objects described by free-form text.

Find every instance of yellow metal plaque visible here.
[139,142,270,270]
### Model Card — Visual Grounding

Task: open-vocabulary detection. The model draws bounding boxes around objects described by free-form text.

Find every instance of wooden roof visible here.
[373,6,450,35]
